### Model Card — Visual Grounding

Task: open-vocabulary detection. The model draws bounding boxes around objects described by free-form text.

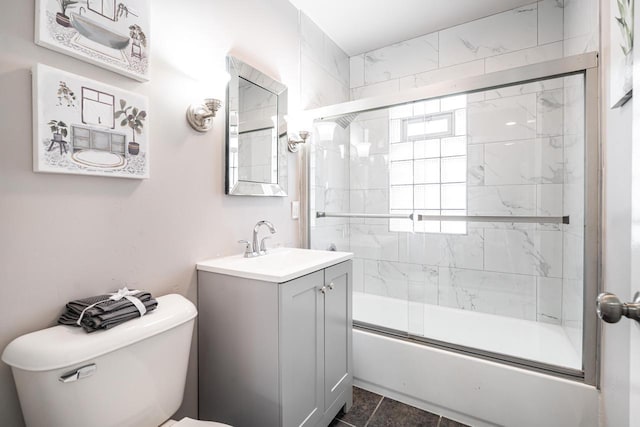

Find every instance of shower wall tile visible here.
[438,5,538,67]
[314,187,350,222]
[401,229,485,270]
[563,0,599,56]
[310,224,350,252]
[364,33,439,85]
[537,89,564,137]
[467,94,537,144]
[300,13,324,66]
[398,60,485,91]
[538,0,564,45]
[350,224,399,261]
[484,228,563,277]
[324,38,350,88]
[301,54,350,109]
[438,267,537,320]
[563,232,583,281]
[563,75,585,136]
[537,184,563,217]
[300,13,349,87]
[484,41,563,73]
[537,277,562,324]
[483,138,564,186]
[363,260,438,302]
[350,54,365,88]
[468,185,537,216]
[484,78,564,101]
[467,144,485,186]
[351,79,400,100]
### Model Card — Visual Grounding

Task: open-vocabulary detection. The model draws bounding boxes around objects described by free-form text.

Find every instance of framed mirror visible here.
[225,56,288,196]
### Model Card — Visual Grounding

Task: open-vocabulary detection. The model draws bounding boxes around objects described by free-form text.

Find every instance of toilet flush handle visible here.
[59,364,97,383]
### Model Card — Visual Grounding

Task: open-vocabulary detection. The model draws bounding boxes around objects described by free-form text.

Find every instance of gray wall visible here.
[0,1,352,425]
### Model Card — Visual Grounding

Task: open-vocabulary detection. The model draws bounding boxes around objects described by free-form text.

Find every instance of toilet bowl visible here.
[2,294,231,427]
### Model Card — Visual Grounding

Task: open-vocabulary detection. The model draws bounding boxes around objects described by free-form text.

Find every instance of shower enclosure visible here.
[303,53,599,383]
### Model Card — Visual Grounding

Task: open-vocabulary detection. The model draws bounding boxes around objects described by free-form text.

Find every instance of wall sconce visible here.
[186,98,222,132]
[288,131,310,152]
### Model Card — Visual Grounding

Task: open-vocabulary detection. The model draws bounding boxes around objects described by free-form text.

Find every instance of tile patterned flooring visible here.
[330,387,470,427]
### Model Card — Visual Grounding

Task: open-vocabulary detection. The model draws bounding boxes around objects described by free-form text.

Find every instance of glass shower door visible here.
[308,66,594,378]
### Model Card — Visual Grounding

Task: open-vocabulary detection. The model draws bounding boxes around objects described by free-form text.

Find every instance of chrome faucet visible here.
[238,220,277,258]
[253,220,276,255]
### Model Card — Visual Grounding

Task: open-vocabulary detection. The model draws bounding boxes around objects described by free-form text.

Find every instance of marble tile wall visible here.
[309,1,596,329]
[339,73,580,326]
[301,13,352,252]
[349,0,598,100]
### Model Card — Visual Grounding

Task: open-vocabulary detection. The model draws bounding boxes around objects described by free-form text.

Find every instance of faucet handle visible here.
[260,236,271,254]
[238,240,252,257]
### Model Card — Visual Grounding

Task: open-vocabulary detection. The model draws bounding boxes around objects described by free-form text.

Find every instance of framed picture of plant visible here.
[611,0,634,108]
[33,63,150,179]
[35,0,151,81]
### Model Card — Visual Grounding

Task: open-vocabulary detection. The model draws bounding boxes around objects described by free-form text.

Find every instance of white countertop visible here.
[197,247,353,283]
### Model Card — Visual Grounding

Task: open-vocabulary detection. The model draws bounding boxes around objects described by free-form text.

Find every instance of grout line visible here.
[336,419,357,427]
[363,396,385,427]
[436,415,443,427]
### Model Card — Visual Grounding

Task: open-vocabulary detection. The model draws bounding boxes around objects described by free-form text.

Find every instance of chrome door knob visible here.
[596,292,640,324]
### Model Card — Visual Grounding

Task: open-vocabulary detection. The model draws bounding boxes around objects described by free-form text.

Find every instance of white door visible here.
[600,2,640,425]
[629,1,640,418]
[600,0,640,427]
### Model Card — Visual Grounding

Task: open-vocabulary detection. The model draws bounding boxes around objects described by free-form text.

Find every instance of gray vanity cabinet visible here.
[198,260,353,427]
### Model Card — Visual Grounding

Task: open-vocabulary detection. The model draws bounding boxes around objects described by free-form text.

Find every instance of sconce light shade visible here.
[288,130,310,153]
[187,98,222,132]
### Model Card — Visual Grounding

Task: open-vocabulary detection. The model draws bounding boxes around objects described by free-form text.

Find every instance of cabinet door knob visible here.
[320,285,327,294]
[328,282,335,290]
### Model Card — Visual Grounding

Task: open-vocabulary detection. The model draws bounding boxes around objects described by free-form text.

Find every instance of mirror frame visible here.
[225,56,288,197]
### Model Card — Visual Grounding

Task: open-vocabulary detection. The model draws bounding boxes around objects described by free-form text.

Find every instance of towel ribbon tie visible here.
[76,287,147,326]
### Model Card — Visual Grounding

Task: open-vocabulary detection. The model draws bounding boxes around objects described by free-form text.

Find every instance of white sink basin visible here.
[197,247,353,282]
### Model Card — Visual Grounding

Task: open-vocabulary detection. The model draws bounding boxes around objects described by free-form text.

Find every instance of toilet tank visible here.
[2,294,197,427]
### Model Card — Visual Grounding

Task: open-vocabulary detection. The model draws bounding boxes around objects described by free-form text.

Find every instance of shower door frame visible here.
[300,52,600,386]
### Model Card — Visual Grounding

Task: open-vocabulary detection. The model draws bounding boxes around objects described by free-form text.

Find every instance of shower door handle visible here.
[596,292,640,324]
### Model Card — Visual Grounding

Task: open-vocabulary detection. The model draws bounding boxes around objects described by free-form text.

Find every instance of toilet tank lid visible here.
[1,294,197,372]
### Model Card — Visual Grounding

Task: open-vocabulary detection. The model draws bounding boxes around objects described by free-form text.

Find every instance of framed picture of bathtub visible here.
[35,0,150,82]
[33,63,150,179]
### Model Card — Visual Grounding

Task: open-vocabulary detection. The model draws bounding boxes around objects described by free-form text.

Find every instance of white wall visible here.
[599,0,632,424]
[0,1,348,425]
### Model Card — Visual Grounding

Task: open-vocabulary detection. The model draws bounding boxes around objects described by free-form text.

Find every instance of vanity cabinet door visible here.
[280,270,324,427]
[323,261,352,413]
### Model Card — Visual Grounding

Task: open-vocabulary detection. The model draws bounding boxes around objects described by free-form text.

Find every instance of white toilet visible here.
[2,294,230,427]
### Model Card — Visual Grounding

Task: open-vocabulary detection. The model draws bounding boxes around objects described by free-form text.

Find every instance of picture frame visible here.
[610,0,634,109]
[35,0,150,82]
[33,63,150,179]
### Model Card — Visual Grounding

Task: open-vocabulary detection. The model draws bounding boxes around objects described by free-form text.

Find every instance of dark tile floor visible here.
[330,387,471,427]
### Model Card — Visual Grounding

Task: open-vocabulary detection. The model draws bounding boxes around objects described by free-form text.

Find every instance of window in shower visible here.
[388,95,467,234]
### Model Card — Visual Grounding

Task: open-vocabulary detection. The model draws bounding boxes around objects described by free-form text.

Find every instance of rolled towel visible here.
[58,288,158,333]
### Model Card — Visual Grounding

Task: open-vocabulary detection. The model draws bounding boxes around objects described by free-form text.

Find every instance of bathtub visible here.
[352,293,599,426]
